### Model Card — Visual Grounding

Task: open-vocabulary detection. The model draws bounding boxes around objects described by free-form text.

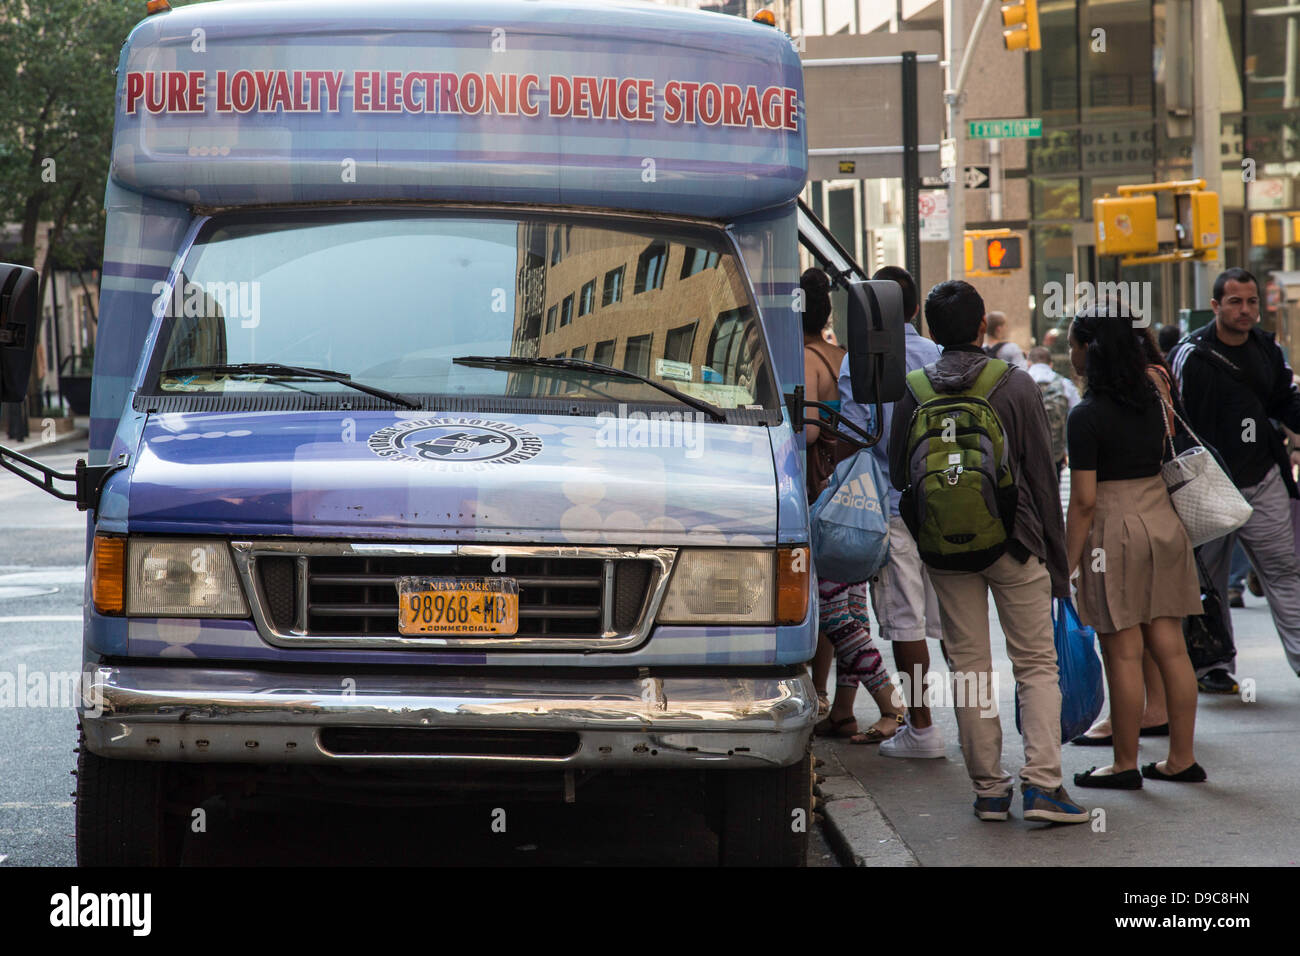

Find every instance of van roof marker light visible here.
[146,0,171,15]
[753,9,777,26]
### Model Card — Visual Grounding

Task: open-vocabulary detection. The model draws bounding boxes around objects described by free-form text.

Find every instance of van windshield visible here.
[150,210,775,414]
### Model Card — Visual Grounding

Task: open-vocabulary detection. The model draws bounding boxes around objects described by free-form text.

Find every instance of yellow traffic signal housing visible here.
[1001,1,1042,52]
[964,236,974,273]
[1094,195,1158,256]
[1251,213,1282,247]
[1175,191,1220,253]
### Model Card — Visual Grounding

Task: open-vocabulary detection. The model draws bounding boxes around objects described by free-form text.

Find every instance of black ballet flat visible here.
[1074,766,1143,790]
[1070,733,1112,746]
[1141,761,1207,782]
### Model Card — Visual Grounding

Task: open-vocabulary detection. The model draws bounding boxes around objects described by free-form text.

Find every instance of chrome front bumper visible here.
[81,666,816,769]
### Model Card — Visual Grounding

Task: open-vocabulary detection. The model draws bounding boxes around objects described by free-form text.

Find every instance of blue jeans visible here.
[1228,541,1251,592]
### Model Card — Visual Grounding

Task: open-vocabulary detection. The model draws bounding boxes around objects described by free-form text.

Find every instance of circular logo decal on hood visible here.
[367,418,542,467]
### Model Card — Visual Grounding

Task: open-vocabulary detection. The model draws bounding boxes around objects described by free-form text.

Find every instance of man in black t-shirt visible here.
[1168,268,1300,690]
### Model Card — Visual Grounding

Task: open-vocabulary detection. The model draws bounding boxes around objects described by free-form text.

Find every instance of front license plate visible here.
[396,576,520,636]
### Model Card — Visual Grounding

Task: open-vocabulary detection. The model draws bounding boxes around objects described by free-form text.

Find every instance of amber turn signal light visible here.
[93,535,126,615]
[776,545,810,624]
[146,0,172,14]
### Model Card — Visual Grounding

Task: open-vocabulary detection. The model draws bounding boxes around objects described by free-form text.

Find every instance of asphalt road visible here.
[0,436,837,867]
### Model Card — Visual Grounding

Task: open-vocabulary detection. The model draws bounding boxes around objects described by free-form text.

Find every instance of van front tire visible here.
[715,753,811,867]
[75,733,181,867]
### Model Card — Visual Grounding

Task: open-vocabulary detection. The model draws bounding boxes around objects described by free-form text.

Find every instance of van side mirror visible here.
[0,264,40,404]
[846,278,906,406]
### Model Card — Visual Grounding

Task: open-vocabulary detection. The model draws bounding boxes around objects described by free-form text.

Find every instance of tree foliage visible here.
[0,0,213,277]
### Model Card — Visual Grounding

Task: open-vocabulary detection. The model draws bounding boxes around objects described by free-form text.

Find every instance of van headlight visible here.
[126,539,249,617]
[657,548,809,625]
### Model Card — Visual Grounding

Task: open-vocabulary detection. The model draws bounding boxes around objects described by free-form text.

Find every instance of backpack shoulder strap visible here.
[905,366,938,404]
[968,358,1012,398]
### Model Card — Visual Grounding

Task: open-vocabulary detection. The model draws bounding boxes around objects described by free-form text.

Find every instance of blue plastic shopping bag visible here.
[1015,597,1105,744]
[809,449,890,585]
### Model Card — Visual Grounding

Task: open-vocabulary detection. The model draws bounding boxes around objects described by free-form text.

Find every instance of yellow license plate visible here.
[396,577,519,636]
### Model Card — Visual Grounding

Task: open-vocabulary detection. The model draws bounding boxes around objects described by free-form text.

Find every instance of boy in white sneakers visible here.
[838,265,946,758]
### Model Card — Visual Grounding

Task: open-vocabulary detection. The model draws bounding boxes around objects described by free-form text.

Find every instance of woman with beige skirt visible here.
[1064,307,1206,789]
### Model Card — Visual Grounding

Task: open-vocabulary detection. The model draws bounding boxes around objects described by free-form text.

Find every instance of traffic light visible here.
[1093,195,1158,256]
[1001,0,1041,52]
[986,236,1021,270]
[1251,214,1282,247]
[1174,191,1220,253]
[964,236,974,273]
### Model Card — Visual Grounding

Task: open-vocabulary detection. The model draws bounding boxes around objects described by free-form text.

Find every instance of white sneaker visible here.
[879,720,945,759]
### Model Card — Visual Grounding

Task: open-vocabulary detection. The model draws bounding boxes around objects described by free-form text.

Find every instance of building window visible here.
[706,308,750,382]
[623,334,653,377]
[664,322,698,364]
[593,339,616,366]
[545,304,558,334]
[560,294,574,327]
[551,228,563,266]
[602,265,625,306]
[679,247,720,279]
[571,344,587,360]
[633,242,667,294]
[579,279,596,316]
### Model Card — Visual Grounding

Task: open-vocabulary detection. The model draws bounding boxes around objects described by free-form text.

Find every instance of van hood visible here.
[126,410,779,545]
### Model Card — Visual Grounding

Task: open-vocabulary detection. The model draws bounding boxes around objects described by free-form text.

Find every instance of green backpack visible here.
[899,359,1019,572]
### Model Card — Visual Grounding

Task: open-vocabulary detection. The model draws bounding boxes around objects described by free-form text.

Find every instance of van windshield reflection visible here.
[150,212,776,414]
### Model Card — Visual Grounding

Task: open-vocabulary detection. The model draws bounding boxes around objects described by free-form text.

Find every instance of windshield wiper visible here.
[160,363,421,409]
[452,355,727,422]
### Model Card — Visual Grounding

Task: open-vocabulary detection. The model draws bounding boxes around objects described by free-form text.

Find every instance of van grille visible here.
[308,554,616,638]
[245,546,665,647]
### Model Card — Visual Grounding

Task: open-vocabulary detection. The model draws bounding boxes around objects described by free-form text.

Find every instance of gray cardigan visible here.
[887,345,1070,598]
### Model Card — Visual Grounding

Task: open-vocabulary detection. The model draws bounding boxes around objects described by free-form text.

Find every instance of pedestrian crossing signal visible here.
[1001,1,1042,52]
[986,236,1021,270]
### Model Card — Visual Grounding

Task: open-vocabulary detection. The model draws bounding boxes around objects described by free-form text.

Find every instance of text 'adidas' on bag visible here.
[809,449,891,585]
[899,359,1019,572]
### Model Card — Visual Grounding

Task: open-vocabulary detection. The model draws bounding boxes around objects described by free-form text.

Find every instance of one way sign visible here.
[964,166,990,189]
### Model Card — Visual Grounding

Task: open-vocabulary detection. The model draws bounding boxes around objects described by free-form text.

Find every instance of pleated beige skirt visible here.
[1076,474,1203,633]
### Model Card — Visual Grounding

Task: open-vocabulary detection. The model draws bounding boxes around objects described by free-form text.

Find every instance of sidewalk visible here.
[815,471,1300,866]
[2,417,89,455]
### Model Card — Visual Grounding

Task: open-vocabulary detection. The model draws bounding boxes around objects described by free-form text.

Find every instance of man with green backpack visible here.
[887,280,1088,825]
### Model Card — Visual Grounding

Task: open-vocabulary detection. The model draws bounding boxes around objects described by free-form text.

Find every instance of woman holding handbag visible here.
[802,268,906,744]
[1065,306,1207,787]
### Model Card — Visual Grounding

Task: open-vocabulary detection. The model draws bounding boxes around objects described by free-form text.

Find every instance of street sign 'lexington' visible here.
[968,118,1042,139]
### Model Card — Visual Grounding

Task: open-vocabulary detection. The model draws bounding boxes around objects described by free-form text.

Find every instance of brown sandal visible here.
[814,715,858,738]
[850,713,905,745]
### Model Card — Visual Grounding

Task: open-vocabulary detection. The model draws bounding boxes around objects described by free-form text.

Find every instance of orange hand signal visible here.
[988,240,1007,268]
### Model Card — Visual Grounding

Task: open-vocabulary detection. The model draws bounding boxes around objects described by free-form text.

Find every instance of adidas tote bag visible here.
[809,449,891,584]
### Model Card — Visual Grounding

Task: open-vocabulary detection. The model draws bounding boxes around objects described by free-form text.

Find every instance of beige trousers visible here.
[928,552,1062,797]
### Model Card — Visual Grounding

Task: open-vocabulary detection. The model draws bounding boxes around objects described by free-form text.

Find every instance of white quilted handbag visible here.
[1160,403,1252,548]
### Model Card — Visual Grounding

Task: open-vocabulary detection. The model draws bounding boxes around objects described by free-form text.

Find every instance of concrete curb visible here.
[814,739,920,867]
[4,427,88,456]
